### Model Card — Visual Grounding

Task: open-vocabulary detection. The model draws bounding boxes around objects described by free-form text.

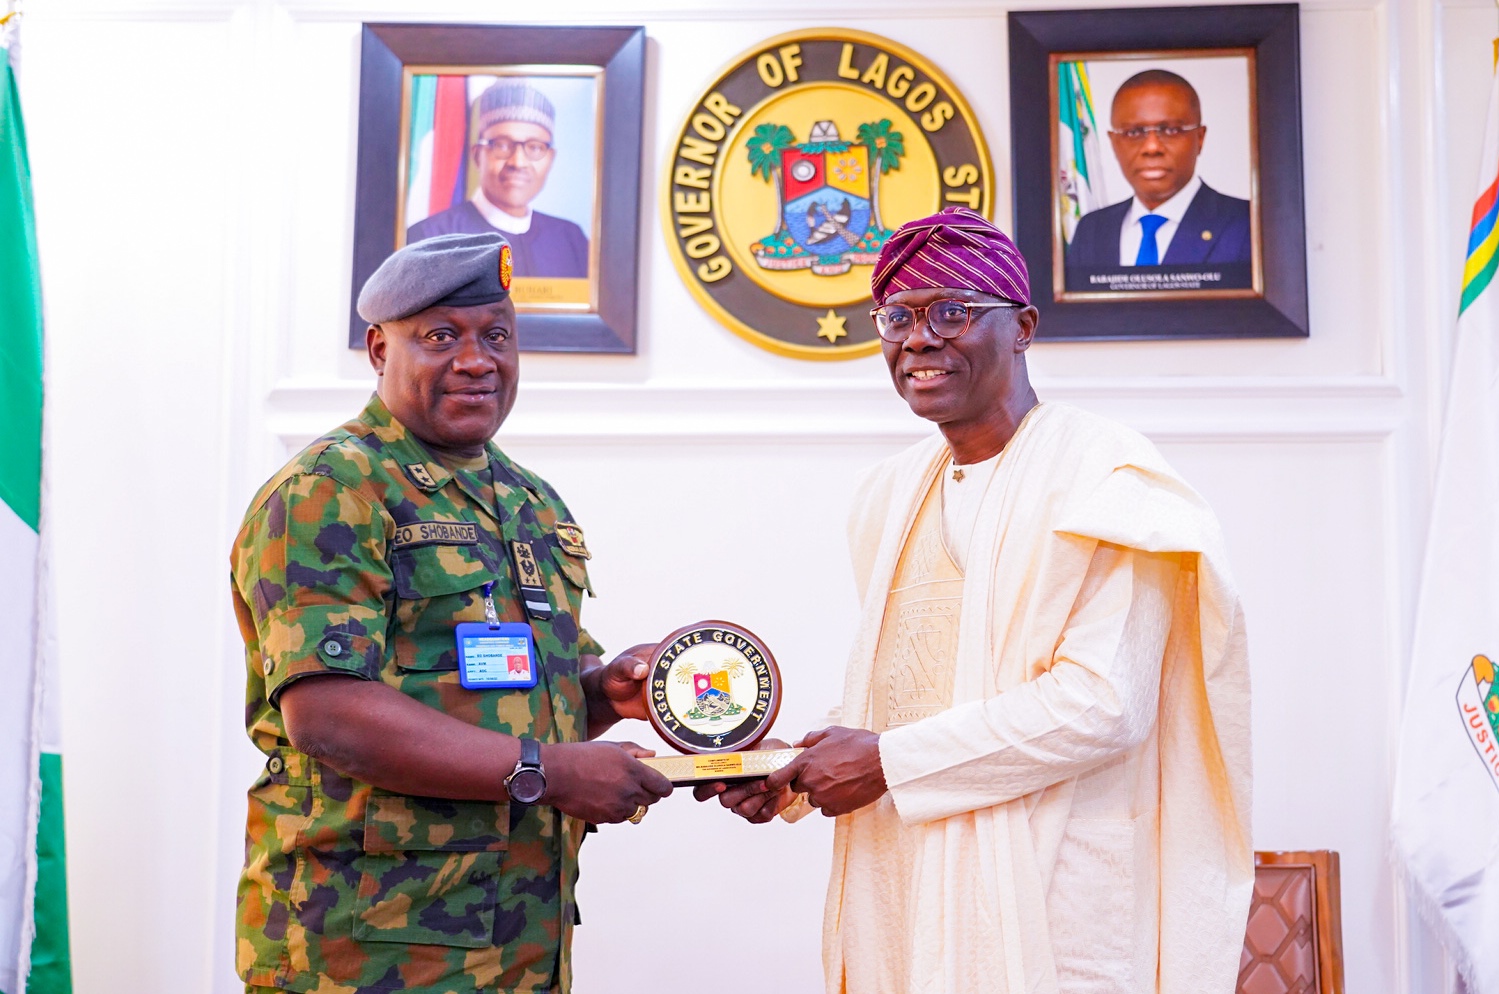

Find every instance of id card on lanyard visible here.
[456,581,539,690]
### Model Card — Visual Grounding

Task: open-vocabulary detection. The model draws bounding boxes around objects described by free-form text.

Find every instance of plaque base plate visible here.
[640,748,802,784]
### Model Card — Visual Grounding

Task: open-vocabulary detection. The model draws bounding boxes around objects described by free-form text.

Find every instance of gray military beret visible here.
[357,232,513,324]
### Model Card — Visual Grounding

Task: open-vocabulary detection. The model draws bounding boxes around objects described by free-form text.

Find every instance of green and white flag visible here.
[0,23,71,994]
[1056,60,1108,245]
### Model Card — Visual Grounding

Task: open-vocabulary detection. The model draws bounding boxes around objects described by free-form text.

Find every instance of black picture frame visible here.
[349,23,645,352]
[1008,4,1308,340]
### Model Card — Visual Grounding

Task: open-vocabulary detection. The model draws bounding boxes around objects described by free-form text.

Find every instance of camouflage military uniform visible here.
[231,394,601,993]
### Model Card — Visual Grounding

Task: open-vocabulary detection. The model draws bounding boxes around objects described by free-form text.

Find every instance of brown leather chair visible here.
[1237,851,1346,994]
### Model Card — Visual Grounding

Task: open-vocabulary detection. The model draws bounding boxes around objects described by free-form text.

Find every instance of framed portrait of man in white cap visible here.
[349,24,645,353]
[402,75,599,290]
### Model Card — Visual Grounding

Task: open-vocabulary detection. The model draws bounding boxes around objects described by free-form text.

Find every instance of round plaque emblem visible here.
[644,621,782,754]
[662,28,993,360]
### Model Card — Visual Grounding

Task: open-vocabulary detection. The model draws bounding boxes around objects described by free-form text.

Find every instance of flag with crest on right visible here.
[1391,55,1499,994]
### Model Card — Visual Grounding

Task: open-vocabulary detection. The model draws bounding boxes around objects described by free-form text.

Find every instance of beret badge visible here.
[499,244,513,292]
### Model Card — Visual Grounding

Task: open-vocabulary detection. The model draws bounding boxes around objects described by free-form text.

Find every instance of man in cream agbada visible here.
[704,207,1253,994]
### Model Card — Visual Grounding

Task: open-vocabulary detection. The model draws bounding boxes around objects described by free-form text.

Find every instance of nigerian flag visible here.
[1057,60,1108,245]
[0,28,71,994]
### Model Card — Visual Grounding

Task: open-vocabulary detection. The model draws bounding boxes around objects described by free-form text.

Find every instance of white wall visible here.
[15,0,1485,990]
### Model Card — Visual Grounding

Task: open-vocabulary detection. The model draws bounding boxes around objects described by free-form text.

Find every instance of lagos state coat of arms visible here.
[663,29,992,359]
[1458,653,1499,791]
[645,621,782,754]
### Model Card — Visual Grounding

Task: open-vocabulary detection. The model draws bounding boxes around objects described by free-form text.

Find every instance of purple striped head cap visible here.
[871,207,1031,307]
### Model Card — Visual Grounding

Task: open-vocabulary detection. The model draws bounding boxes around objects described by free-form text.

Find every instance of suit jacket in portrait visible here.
[406,202,590,279]
[1067,182,1251,269]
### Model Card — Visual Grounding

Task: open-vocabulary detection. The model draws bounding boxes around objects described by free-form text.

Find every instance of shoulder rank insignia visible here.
[510,540,552,620]
[405,462,438,488]
[555,522,590,559]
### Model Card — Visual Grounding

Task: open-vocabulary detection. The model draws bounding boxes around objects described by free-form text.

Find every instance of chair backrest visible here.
[1237,850,1345,994]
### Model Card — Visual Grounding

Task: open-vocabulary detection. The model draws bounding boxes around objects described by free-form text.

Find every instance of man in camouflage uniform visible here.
[232,232,672,993]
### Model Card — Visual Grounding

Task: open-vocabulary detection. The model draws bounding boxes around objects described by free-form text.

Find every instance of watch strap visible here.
[519,736,541,770]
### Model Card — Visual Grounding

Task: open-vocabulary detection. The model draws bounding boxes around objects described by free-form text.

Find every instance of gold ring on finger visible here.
[629,804,647,824]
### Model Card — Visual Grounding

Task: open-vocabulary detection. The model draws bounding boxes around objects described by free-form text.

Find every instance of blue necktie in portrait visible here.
[1135,214,1168,266]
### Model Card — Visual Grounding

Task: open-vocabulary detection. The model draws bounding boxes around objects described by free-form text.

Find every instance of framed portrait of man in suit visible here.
[1010,5,1309,340]
[399,71,602,306]
[1056,52,1257,299]
[349,23,645,353]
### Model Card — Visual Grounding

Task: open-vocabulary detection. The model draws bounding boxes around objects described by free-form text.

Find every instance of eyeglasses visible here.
[474,138,553,161]
[869,298,1021,342]
[1108,123,1202,143]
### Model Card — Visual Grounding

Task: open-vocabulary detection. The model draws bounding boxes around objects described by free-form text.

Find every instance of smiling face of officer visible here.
[1108,79,1205,212]
[367,299,518,459]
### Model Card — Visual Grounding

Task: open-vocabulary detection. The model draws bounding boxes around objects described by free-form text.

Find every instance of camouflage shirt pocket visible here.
[390,544,495,675]
[352,791,509,948]
[390,539,498,603]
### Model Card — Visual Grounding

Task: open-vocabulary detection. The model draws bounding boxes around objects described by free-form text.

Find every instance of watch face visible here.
[508,768,546,804]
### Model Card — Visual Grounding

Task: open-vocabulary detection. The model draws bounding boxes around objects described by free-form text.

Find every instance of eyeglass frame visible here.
[868,298,1023,342]
[473,137,555,162]
[1107,123,1203,143]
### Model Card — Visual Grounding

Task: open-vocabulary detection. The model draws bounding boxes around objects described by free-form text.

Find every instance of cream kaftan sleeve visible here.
[879,542,1180,825]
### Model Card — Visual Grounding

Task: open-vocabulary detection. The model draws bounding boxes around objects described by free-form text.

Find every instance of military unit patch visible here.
[554,521,590,558]
[663,29,992,359]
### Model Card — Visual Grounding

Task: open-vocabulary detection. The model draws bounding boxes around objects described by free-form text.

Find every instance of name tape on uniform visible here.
[392,520,480,549]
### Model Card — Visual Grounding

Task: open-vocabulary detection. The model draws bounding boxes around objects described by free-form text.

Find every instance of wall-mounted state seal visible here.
[662,28,993,360]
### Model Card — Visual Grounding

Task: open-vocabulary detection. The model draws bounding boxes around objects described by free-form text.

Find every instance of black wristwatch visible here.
[505,737,547,804]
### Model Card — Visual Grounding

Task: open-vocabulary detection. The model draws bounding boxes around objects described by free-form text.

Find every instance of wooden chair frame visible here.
[1241,850,1345,994]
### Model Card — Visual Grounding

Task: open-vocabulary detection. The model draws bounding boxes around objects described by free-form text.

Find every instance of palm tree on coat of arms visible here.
[746,123,795,235]
[856,119,905,234]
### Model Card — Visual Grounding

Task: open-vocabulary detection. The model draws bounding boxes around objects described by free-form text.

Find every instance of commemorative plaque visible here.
[639,620,800,784]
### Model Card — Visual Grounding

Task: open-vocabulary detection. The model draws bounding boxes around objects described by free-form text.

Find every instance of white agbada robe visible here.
[813,403,1252,994]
